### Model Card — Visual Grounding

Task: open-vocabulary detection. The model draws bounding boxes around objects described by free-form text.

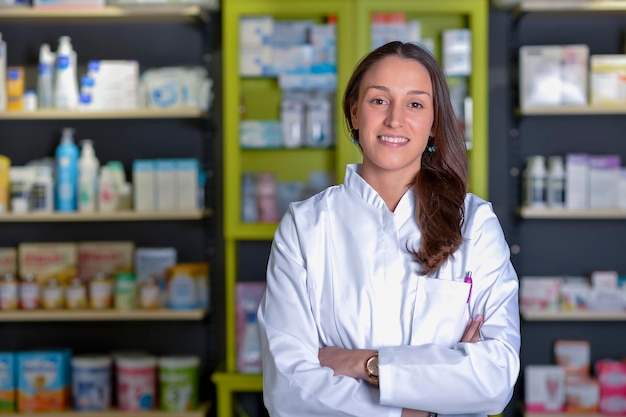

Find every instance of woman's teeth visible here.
[379,135,408,143]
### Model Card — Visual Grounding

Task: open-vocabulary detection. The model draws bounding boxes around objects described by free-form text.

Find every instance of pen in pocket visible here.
[464,271,472,303]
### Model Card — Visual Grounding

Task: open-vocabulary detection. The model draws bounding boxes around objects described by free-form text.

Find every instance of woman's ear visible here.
[350,103,359,129]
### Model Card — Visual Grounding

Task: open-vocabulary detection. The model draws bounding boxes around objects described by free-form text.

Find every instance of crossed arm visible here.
[318,315,484,417]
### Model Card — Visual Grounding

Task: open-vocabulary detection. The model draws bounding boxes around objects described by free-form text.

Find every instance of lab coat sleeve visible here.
[258,208,401,417]
[378,202,521,415]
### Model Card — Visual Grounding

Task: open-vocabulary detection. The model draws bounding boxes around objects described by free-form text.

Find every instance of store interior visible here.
[2,0,626,416]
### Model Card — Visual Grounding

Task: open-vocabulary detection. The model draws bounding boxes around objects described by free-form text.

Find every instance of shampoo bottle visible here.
[0,33,7,112]
[54,36,79,110]
[55,127,79,212]
[78,139,100,212]
[547,155,565,208]
[523,155,547,208]
[37,43,55,109]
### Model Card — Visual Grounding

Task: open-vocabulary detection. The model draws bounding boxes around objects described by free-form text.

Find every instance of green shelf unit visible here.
[218,1,489,416]
[355,0,489,199]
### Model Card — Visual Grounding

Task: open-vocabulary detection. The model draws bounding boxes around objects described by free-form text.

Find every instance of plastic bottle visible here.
[0,33,6,112]
[523,155,546,208]
[238,309,262,373]
[31,166,54,212]
[37,43,55,109]
[547,155,565,208]
[256,173,278,223]
[55,127,79,212]
[241,173,257,222]
[54,36,79,110]
[98,166,116,212]
[78,139,100,212]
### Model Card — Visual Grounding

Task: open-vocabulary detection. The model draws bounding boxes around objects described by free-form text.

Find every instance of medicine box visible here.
[0,248,16,276]
[589,155,620,209]
[132,160,155,212]
[443,29,472,77]
[156,159,176,212]
[565,378,600,413]
[135,247,177,307]
[559,276,590,310]
[554,340,590,379]
[597,360,626,415]
[175,159,199,211]
[77,241,134,282]
[566,153,589,210]
[0,352,15,412]
[18,242,77,286]
[88,60,138,110]
[590,54,626,105]
[239,16,274,46]
[520,276,561,312]
[525,365,566,412]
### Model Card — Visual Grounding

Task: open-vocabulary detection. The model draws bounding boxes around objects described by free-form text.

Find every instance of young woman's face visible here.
[351,55,434,178]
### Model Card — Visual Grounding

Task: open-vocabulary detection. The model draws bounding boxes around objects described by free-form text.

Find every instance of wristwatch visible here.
[364,352,379,385]
[427,413,438,417]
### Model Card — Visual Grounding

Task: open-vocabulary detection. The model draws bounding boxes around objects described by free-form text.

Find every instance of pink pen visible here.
[464,271,473,303]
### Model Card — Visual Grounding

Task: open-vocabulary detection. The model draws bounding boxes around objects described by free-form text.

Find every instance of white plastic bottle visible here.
[523,155,547,208]
[54,36,79,110]
[55,127,79,212]
[238,308,262,373]
[0,33,7,112]
[37,43,55,109]
[98,166,116,212]
[547,155,565,208]
[78,139,100,212]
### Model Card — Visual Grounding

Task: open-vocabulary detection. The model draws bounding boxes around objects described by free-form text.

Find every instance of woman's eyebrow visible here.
[365,85,431,97]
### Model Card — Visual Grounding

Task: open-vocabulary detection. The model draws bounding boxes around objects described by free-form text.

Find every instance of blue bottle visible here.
[55,127,79,212]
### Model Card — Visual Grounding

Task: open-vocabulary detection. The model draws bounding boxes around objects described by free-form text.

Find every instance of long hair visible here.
[342,41,468,275]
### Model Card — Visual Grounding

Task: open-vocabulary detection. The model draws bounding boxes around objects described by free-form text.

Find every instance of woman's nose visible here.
[385,103,403,128]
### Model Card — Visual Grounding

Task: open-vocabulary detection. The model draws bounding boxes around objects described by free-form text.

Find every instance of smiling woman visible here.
[258,41,520,417]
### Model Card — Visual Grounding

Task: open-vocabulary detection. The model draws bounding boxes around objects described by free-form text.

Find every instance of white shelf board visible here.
[520,0,626,12]
[0,210,206,222]
[0,108,205,120]
[0,403,210,417]
[523,310,626,321]
[0,308,207,322]
[519,105,626,116]
[518,207,626,219]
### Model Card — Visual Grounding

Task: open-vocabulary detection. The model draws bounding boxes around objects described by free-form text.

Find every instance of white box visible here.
[443,29,472,77]
[88,60,138,110]
[239,16,274,46]
[590,55,626,105]
[175,158,199,211]
[156,159,176,211]
[589,155,620,209]
[132,160,155,212]
[239,46,274,77]
[520,45,589,109]
[520,276,561,312]
[566,153,589,210]
[619,168,626,209]
[525,365,566,412]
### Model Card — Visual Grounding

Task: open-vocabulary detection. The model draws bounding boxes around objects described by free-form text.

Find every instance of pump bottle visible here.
[78,139,100,212]
[55,128,79,212]
[54,36,79,110]
[37,43,55,109]
[547,156,565,208]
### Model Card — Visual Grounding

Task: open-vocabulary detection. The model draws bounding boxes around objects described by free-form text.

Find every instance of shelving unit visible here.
[214,0,489,416]
[0,402,211,417]
[0,4,219,415]
[506,2,626,416]
[0,309,207,321]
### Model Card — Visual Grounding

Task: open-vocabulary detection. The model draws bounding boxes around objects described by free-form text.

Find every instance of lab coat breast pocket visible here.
[410,277,470,347]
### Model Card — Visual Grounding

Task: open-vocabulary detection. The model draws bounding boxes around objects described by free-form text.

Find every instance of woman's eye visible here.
[410,102,423,109]
[371,98,385,105]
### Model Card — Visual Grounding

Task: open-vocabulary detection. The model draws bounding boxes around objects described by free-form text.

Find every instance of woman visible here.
[257,41,520,417]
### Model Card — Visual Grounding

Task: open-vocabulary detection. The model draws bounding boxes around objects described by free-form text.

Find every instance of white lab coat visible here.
[258,164,520,417]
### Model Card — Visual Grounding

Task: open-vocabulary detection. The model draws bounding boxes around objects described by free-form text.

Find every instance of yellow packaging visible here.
[18,242,77,286]
[0,248,16,276]
[166,262,209,310]
[0,155,9,213]
[77,241,134,282]
[6,67,24,112]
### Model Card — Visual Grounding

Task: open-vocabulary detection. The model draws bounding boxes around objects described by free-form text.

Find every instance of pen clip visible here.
[464,271,472,303]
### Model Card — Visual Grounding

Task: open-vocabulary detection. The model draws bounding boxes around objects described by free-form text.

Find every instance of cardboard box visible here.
[77,241,134,282]
[525,365,566,412]
[18,243,77,286]
[554,340,590,379]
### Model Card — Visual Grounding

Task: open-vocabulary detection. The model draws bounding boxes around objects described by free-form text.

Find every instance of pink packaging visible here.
[116,356,156,411]
[596,360,626,415]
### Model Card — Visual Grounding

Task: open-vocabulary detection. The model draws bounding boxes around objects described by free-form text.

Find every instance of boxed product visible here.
[525,365,566,412]
[590,54,626,105]
[17,350,69,412]
[236,282,266,374]
[87,60,139,110]
[554,340,590,379]
[77,241,134,282]
[589,155,620,209]
[520,276,561,312]
[166,262,209,310]
[135,247,177,307]
[566,153,590,210]
[0,352,15,412]
[589,270,623,311]
[559,276,590,310]
[18,242,77,286]
[565,378,600,413]
[520,44,589,109]
[132,160,155,212]
[597,360,626,415]
[0,248,16,276]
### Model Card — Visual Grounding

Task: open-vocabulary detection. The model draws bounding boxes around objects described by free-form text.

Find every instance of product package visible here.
[18,242,77,286]
[77,241,134,283]
[0,352,15,412]
[525,365,566,412]
[236,282,266,374]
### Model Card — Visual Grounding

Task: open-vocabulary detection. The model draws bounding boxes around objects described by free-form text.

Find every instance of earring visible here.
[350,138,359,145]
[427,145,437,153]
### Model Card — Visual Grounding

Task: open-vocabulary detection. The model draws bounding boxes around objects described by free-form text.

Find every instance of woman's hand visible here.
[461,314,483,343]
[318,346,375,380]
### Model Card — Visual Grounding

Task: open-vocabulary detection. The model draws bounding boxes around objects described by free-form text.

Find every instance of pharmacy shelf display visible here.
[0,5,218,416]
[214,0,489,416]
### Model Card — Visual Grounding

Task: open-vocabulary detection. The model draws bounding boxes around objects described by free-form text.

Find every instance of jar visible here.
[66,278,87,309]
[138,277,159,310]
[42,278,64,309]
[19,273,40,310]
[0,272,18,310]
[89,272,113,309]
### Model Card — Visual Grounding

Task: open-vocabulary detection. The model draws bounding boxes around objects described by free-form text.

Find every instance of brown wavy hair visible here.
[342,41,468,275]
